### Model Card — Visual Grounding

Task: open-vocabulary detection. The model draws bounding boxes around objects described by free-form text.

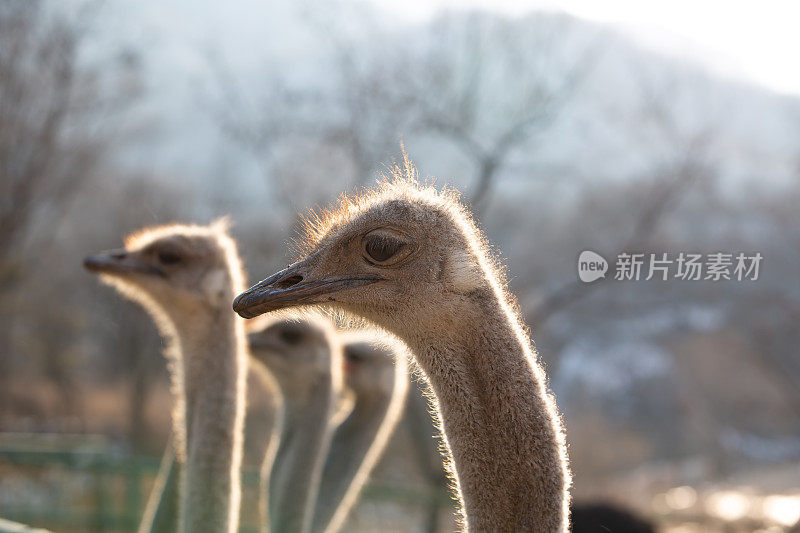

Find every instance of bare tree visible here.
[0,1,138,268]
[404,12,598,215]
[526,64,722,326]
[315,18,416,187]
[0,0,140,405]
[208,57,314,212]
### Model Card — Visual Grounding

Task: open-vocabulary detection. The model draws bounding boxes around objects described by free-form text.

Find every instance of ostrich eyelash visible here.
[363,235,404,264]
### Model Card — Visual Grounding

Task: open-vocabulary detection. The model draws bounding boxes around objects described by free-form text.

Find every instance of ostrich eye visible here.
[361,228,415,266]
[345,351,365,364]
[157,250,182,265]
[279,328,303,345]
[363,234,404,264]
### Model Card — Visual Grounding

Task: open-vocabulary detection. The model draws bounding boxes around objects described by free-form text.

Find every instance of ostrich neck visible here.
[270,377,336,533]
[404,294,568,532]
[172,308,246,533]
[312,392,393,533]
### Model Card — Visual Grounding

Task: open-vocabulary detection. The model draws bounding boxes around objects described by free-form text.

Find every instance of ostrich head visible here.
[247,316,341,400]
[340,332,403,400]
[233,162,500,341]
[84,219,243,323]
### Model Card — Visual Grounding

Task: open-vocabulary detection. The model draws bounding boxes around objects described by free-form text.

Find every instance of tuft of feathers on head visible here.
[210,215,233,234]
[292,153,428,259]
[123,219,234,251]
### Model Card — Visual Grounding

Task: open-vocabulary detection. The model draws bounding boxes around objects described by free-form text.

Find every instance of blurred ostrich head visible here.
[85,218,243,323]
[247,315,342,401]
[340,331,406,400]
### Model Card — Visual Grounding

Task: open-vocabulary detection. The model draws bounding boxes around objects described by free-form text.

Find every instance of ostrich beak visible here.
[83,249,165,277]
[233,261,381,319]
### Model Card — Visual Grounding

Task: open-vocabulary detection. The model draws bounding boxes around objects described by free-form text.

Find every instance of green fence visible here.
[0,434,451,532]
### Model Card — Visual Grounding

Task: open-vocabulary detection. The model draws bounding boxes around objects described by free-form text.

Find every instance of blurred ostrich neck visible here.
[328,384,394,457]
[271,375,335,533]
[171,303,246,533]
[312,388,392,532]
[335,391,392,442]
[402,291,566,532]
[176,309,242,424]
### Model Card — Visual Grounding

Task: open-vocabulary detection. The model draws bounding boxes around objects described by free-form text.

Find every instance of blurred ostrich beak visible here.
[233,260,381,319]
[83,249,164,277]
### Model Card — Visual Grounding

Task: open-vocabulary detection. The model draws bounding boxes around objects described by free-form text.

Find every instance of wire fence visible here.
[0,434,453,532]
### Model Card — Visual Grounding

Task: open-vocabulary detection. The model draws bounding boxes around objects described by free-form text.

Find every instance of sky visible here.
[366,0,800,97]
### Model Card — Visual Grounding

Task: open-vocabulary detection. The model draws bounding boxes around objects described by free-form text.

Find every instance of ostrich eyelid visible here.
[360,230,416,267]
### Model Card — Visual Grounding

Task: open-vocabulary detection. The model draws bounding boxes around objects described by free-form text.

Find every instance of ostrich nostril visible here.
[275,274,303,289]
[111,251,127,260]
